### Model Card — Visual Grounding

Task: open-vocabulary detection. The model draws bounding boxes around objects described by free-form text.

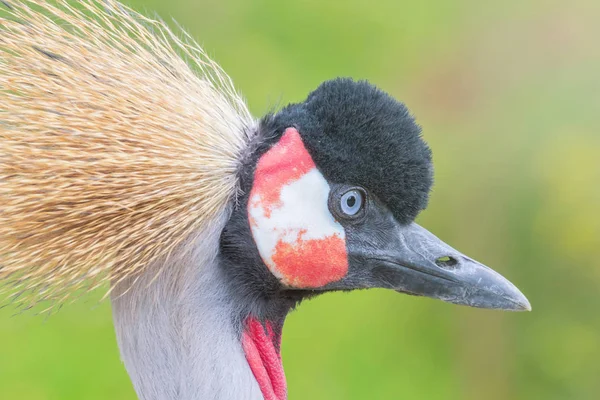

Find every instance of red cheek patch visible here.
[248,127,349,288]
[271,234,348,288]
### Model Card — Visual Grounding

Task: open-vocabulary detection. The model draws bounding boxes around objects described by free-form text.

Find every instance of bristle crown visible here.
[0,0,255,307]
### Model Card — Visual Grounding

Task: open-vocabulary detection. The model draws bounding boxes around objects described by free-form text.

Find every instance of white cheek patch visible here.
[247,128,348,288]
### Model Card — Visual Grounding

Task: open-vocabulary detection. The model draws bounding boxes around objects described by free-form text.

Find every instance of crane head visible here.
[222,78,530,314]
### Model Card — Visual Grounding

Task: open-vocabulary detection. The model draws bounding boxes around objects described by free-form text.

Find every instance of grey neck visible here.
[110,215,263,400]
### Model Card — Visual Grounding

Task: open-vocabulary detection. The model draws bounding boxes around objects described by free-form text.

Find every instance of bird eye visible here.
[340,189,364,216]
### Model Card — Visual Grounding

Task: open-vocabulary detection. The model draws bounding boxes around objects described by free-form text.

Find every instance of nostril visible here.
[435,256,458,269]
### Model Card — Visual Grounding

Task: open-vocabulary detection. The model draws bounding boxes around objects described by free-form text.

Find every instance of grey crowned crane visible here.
[0,1,530,399]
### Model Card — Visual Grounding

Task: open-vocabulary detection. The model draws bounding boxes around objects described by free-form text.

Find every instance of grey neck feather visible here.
[111,213,262,400]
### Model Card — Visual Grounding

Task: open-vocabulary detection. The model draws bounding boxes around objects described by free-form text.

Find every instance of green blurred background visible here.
[1,0,599,399]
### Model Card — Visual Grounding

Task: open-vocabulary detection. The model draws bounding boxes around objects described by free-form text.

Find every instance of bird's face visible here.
[222,79,530,314]
[245,127,529,311]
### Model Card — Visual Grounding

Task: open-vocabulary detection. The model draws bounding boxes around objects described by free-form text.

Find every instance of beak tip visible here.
[504,288,531,312]
[516,296,532,312]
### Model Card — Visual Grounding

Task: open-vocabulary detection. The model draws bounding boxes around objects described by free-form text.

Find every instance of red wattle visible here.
[242,317,287,400]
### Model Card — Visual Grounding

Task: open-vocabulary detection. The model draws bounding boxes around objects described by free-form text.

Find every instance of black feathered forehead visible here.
[260,78,433,224]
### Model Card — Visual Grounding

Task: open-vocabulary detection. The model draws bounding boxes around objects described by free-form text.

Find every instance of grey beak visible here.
[359,223,531,311]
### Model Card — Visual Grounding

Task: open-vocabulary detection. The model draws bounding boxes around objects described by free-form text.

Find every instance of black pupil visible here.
[346,195,356,208]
